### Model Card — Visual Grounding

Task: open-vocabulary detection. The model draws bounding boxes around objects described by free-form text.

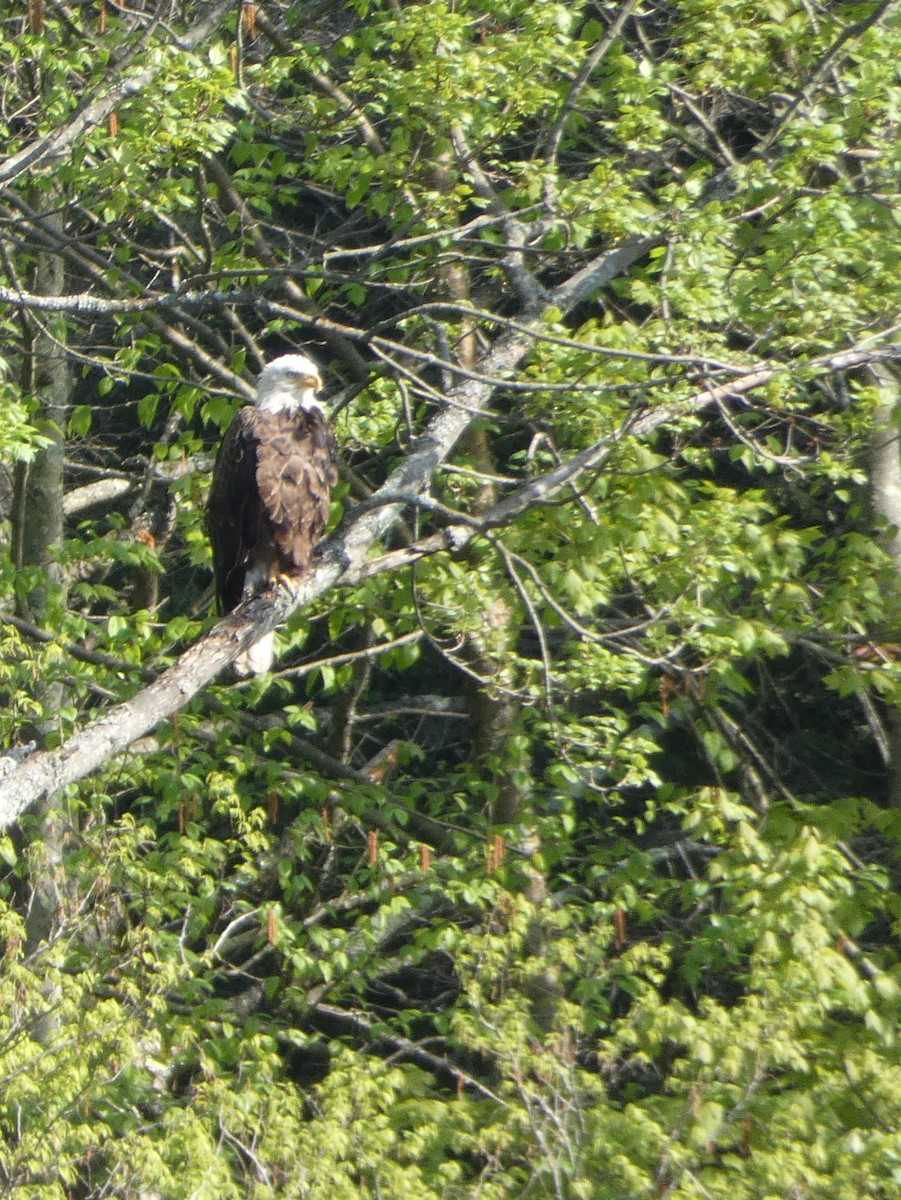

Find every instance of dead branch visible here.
[62,477,135,516]
[0,234,653,827]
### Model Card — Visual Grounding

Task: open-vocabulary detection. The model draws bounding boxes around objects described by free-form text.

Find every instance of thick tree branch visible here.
[63,477,135,516]
[0,235,650,826]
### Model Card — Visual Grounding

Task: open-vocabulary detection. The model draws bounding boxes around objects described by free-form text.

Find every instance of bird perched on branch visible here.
[207,353,338,675]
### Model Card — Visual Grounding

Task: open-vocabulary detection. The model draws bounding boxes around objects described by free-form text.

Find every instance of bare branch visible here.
[350,331,901,578]
[273,630,424,681]
[0,234,655,826]
[63,477,135,516]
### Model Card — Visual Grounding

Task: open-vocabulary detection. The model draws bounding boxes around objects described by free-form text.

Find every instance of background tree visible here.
[0,0,900,1196]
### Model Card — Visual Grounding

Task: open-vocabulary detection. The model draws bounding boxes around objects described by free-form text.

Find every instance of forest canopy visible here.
[1,0,901,1195]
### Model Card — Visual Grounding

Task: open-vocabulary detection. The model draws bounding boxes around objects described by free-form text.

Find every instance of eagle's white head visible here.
[255,353,324,414]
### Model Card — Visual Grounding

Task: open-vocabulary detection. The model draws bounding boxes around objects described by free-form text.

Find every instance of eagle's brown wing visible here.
[207,406,264,613]
[255,408,338,574]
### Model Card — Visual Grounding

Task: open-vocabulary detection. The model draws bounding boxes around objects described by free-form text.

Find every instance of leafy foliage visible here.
[1,0,901,1195]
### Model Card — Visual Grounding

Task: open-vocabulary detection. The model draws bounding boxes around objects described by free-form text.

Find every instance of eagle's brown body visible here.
[208,405,337,612]
[207,354,337,674]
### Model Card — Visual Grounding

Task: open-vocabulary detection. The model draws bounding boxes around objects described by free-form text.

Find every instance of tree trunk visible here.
[10,195,71,950]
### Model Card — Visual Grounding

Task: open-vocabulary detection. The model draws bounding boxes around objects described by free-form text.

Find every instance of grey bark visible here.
[13,219,69,625]
[63,477,135,516]
[869,364,901,565]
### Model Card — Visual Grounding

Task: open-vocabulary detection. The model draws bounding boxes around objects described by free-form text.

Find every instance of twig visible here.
[543,0,641,168]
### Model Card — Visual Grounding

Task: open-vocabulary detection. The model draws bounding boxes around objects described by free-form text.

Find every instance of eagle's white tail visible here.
[234,630,275,676]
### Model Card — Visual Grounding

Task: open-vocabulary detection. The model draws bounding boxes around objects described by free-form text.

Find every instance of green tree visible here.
[0,0,900,1196]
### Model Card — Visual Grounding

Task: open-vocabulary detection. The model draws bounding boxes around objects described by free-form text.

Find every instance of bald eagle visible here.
[207,354,338,675]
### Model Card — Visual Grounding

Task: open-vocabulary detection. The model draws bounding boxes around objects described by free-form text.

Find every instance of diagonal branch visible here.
[344,333,901,577]
[0,234,655,827]
[542,0,641,168]
[757,0,901,155]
